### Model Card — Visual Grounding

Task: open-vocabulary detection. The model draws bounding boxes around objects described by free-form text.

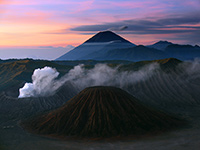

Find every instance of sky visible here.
[0,0,200,60]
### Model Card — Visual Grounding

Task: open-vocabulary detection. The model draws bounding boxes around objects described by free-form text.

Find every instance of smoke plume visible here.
[18,67,59,98]
[18,63,159,98]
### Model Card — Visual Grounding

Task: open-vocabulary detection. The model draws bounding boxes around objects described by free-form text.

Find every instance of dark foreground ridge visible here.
[22,86,185,138]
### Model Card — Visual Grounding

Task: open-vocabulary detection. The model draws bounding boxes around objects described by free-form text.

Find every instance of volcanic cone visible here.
[23,86,184,138]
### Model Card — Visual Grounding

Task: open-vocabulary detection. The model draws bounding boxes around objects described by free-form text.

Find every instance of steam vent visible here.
[23,86,184,138]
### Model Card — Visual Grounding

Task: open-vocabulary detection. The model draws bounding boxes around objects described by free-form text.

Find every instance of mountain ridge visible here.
[56,30,200,61]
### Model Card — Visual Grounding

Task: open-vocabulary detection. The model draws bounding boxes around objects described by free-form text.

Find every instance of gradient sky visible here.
[0,0,200,59]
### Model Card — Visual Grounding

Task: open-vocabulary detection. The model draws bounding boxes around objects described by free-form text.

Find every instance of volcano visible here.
[23,86,184,138]
[56,31,135,60]
[84,31,132,43]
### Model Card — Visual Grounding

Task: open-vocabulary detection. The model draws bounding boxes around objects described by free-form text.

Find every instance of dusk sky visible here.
[0,0,200,60]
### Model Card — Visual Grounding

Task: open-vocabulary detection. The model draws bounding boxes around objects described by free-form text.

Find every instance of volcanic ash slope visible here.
[23,86,185,138]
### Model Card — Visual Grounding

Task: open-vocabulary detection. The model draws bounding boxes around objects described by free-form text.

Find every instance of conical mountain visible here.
[23,86,184,138]
[56,31,135,60]
[84,31,132,43]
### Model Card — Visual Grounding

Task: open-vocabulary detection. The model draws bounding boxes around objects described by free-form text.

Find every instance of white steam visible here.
[179,58,200,83]
[66,63,159,89]
[18,67,59,98]
[18,63,159,98]
[185,58,200,75]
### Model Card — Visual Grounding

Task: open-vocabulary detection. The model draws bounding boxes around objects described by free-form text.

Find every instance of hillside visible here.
[22,86,184,138]
[0,58,199,149]
[119,58,182,72]
[0,82,78,121]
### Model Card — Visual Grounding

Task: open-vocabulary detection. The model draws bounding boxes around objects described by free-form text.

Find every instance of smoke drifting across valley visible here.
[18,59,200,99]
[67,63,159,89]
[18,63,159,98]
[179,58,200,85]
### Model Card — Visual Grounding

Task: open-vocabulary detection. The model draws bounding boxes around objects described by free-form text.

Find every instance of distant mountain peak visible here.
[194,45,200,48]
[136,45,146,48]
[84,30,132,43]
[148,40,173,51]
[156,41,173,44]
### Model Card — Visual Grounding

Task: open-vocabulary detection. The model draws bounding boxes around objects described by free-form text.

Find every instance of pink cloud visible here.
[91,0,171,11]
[0,0,94,6]
[182,0,200,10]
[69,0,95,14]
[1,7,56,25]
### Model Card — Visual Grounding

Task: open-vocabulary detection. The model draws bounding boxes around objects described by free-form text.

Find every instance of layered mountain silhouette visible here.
[91,43,200,61]
[56,31,135,60]
[56,31,200,61]
[23,86,184,138]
